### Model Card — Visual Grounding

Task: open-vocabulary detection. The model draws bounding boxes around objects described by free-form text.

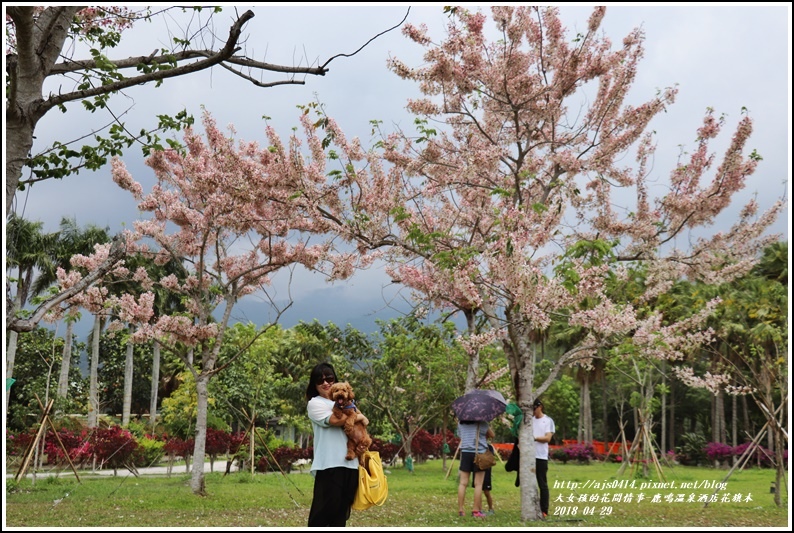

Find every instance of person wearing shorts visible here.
[456,420,490,518]
[471,432,496,515]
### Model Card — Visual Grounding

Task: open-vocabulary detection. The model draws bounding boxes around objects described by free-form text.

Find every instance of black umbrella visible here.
[451,389,508,422]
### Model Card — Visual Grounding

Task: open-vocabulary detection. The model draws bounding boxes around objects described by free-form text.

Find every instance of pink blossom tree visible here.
[314,6,782,520]
[5,5,408,342]
[54,109,372,494]
[51,241,120,429]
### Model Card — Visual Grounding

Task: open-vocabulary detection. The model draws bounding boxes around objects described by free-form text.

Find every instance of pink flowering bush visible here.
[551,443,595,464]
[566,443,596,463]
[732,442,785,468]
[705,441,734,463]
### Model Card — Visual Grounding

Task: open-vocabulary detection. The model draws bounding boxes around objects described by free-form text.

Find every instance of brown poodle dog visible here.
[329,381,373,461]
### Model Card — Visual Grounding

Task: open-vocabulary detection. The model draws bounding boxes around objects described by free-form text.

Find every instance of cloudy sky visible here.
[6,3,791,340]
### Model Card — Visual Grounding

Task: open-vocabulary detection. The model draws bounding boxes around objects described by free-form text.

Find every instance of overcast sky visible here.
[6,3,791,341]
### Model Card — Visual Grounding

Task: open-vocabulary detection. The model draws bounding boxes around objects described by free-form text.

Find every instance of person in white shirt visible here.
[306,362,369,527]
[532,397,555,518]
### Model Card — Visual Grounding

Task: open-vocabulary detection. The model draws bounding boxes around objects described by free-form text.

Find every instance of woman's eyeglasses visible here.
[317,376,336,385]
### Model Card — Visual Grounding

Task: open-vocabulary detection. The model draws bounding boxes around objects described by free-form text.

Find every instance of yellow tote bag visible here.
[351,450,389,510]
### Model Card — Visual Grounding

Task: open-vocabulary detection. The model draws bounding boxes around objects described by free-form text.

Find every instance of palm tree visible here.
[5,214,58,408]
[754,241,787,285]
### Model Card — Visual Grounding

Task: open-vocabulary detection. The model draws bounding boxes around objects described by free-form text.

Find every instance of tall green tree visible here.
[210,323,284,433]
[354,313,467,465]
[7,327,87,430]
[5,214,58,408]
[96,328,152,418]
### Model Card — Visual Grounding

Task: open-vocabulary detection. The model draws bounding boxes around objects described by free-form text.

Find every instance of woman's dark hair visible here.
[305,362,337,401]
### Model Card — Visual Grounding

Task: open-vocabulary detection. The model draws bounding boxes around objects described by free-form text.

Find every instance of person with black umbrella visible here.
[451,389,507,519]
[456,418,490,518]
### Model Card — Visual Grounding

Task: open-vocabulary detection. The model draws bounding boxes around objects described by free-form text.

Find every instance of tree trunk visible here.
[442,410,448,471]
[5,290,24,409]
[773,429,783,507]
[190,372,210,495]
[583,379,592,443]
[731,393,738,465]
[5,330,19,410]
[6,6,90,215]
[463,309,479,391]
[577,386,584,442]
[56,320,75,399]
[87,314,102,428]
[668,383,676,453]
[122,327,134,426]
[767,425,774,452]
[660,371,667,455]
[5,114,38,216]
[404,434,414,471]
[518,406,541,521]
[149,341,161,429]
[515,348,541,522]
[601,373,608,442]
[741,395,750,436]
[717,390,727,443]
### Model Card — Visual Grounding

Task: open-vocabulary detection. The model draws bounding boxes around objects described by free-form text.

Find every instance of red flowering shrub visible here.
[44,429,92,465]
[256,446,302,472]
[163,436,194,461]
[370,438,399,463]
[410,429,440,460]
[228,431,247,454]
[7,430,36,457]
[205,427,231,465]
[91,426,139,469]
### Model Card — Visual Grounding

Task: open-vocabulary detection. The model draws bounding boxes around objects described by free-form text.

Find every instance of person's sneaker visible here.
[458,511,465,517]
[542,512,548,520]
[472,510,486,518]
[486,510,495,516]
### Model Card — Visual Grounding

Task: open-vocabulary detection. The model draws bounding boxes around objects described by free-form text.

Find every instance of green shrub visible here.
[134,436,165,467]
[678,432,707,466]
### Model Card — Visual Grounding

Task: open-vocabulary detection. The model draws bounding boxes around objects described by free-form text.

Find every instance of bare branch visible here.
[320,7,410,69]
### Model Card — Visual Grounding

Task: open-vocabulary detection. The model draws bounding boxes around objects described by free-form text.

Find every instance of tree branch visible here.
[320,7,410,69]
[40,10,256,112]
[7,234,127,333]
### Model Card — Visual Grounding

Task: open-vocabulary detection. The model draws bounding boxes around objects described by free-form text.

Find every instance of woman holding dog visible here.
[305,362,369,527]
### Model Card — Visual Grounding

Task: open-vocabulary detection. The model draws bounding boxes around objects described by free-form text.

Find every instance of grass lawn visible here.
[4,458,790,528]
